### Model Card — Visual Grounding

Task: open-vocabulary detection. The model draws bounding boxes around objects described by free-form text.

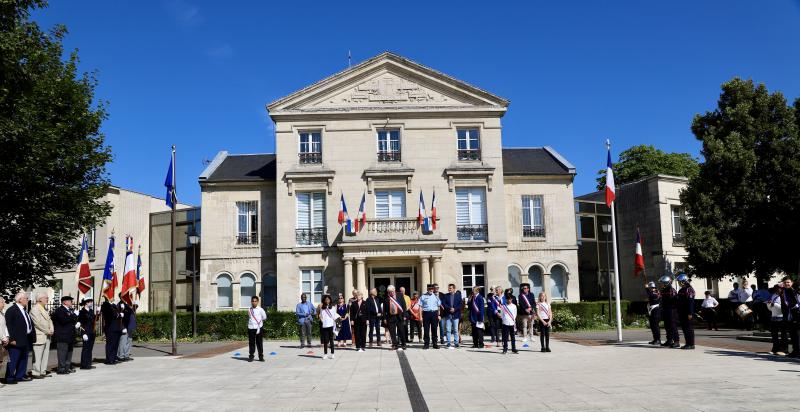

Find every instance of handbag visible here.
[476,321,484,330]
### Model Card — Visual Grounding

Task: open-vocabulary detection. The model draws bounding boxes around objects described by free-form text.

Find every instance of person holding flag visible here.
[76,234,93,299]
[100,235,123,364]
[120,236,138,305]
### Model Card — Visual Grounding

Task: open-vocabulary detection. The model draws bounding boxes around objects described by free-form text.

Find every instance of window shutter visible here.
[297,193,310,229]
[390,190,405,218]
[521,196,531,229]
[375,191,390,218]
[456,188,470,225]
[470,188,486,225]
[312,192,325,228]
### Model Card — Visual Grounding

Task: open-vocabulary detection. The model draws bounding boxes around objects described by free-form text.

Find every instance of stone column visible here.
[356,258,367,294]
[420,257,430,286]
[432,256,442,286]
[344,259,354,301]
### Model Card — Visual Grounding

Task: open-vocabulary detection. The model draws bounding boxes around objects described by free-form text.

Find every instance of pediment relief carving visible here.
[310,73,471,108]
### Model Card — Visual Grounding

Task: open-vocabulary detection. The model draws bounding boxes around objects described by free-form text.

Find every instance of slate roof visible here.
[203,153,276,182]
[502,147,575,176]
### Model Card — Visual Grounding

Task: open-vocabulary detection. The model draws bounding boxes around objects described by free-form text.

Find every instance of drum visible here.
[736,303,753,319]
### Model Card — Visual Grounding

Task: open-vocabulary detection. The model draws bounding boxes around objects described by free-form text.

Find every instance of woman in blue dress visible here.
[335,294,352,347]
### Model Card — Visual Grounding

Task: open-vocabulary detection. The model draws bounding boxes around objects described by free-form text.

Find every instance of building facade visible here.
[576,174,752,302]
[199,52,580,311]
[45,187,192,312]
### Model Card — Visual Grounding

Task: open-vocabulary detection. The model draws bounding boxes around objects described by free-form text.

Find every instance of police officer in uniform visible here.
[659,275,681,348]
[676,274,696,350]
[645,281,661,345]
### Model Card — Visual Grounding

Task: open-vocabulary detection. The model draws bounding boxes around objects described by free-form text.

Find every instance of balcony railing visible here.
[299,152,322,165]
[377,151,401,162]
[672,234,685,246]
[457,149,481,161]
[296,228,327,246]
[457,224,488,241]
[523,227,546,238]
[236,233,259,245]
[341,217,441,242]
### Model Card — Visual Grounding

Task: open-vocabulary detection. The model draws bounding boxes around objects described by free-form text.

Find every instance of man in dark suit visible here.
[382,285,407,350]
[52,296,79,374]
[366,288,383,347]
[4,292,36,384]
[101,297,123,365]
[442,283,463,348]
[78,298,97,369]
[117,295,133,362]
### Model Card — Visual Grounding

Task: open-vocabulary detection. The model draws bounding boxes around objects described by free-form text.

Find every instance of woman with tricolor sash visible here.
[317,295,336,359]
[536,292,552,352]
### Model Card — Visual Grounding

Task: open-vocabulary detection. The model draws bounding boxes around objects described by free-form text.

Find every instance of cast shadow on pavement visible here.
[706,349,800,365]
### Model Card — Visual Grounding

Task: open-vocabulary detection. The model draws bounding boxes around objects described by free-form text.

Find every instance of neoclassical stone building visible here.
[198,52,579,311]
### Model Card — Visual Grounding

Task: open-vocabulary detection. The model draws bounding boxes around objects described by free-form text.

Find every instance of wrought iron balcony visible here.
[523,227,546,238]
[298,152,322,165]
[341,217,441,243]
[457,149,481,161]
[457,224,488,241]
[236,233,259,245]
[296,228,327,246]
[377,151,401,162]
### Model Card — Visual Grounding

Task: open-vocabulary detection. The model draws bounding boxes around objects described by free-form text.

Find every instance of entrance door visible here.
[374,276,391,300]
[370,266,415,299]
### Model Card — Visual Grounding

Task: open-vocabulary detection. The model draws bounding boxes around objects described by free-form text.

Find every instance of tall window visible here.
[507,265,521,289]
[456,187,487,241]
[522,195,545,238]
[216,274,233,308]
[528,266,544,296]
[299,131,322,164]
[375,190,405,218]
[236,201,258,245]
[550,265,567,300]
[462,263,485,297]
[457,129,481,160]
[240,273,256,308]
[296,192,326,246]
[300,268,324,304]
[671,206,685,244]
[578,215,596,240]
[377,130,400,162]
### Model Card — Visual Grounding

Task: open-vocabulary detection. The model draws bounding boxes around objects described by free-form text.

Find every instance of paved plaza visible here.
[3,333,797,412]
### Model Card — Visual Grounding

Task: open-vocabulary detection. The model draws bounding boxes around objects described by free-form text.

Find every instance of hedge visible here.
[133,300,640,341]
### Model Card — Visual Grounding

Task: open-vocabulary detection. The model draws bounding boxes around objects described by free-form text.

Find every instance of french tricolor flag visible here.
[338,194,349,225]
[120,236,138,304]
[354,193,366,232]
[605,143,616,207]
[76,235,92,295]
[634,227,645,277]
[430,189,437,230]
[418,191,426,226]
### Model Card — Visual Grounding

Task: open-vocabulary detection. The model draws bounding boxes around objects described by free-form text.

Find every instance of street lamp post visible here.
[601,223,613,321]
[188,232,200,338]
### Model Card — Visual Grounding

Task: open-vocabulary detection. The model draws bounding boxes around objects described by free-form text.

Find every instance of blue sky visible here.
[33,1,800,205]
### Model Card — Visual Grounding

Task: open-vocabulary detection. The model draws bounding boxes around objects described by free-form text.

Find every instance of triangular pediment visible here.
[268,52,508,115]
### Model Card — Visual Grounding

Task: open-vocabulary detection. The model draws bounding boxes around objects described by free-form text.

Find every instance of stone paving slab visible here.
[2,338,799,411]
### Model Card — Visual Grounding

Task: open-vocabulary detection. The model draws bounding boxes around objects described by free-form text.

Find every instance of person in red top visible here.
[408,292,422,343]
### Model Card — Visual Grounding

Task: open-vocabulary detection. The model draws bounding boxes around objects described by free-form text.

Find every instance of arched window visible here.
[217,274,233,308]
[527,266,544,296]
[507,265,521,289]
[550,265,567,300]
[240,273,256,308]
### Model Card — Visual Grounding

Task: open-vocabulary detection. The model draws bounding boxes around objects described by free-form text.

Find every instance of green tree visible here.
[595,145,699,190]
[0,0,111,295]
[680,78,800,282]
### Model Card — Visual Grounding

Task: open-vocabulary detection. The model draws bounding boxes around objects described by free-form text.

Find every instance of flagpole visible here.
[607,140,623,342]
[170,145,178,356]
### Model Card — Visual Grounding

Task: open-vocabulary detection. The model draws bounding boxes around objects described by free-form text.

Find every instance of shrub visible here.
[135,310,319,341]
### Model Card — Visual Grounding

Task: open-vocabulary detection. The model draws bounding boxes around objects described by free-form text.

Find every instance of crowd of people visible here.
[257,282,554,360]
[0,292,138,387]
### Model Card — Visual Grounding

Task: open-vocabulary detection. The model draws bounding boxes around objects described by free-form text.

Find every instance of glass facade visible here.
[148,207,201,312]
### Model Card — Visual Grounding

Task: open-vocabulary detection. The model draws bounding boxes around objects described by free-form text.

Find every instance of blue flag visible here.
[101,235,116,300]
[165,152,176,208]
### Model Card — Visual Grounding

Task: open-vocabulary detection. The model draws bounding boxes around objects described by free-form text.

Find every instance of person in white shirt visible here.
[768,285,787,355]
[247,296,268,362]
[500,288,518,354]
[318,295,336,359]
[700,291,719,331]
[537,292,552,353]
[738,280,755,330]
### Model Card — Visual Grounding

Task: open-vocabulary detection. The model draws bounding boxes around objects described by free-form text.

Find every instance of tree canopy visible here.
[595,144,699,190]
[680,78,800,281]
[0,0,112,295]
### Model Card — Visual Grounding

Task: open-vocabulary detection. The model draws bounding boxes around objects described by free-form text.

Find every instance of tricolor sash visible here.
[249,307,263,333]
[521,293,532,312]
[536,302,551,321]
[389,295,402,314]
